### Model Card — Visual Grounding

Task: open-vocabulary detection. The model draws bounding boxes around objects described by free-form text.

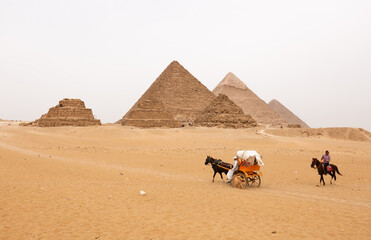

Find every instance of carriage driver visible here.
[321,150,331,175]
[226,156,239,183]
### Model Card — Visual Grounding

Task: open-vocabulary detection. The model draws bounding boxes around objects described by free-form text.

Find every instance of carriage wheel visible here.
[232,172,247,189]
[247,175,261,188]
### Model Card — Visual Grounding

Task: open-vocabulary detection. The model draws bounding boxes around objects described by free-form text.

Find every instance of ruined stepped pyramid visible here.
[213,72,287,125]
[118,61,215,127]
[195,94,256,128]
[24,99,101,127]
[268,99,310,128]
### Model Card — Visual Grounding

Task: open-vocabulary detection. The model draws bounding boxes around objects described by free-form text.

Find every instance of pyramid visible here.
[268,99,310,128]
[195,94,256,128]
[23,99,101,127]
[213,72,287,125]
[119,61,215,127]
[120,98,182,128]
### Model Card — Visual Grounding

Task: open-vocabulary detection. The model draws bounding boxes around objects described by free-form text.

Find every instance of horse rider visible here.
[226,156,239,183]
[321,150,331,175]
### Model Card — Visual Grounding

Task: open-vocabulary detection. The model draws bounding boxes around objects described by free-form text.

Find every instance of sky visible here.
[1,0,370,131]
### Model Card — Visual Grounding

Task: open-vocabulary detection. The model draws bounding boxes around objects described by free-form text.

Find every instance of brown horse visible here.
[311,158,342,185]
[204,156,232,183]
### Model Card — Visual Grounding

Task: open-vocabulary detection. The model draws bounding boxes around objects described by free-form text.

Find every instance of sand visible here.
[1,123,370,239]
[266,127,371,142]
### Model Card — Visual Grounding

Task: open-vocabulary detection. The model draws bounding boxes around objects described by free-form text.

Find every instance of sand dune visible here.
[1,124,370,239]
[266,127,371,142]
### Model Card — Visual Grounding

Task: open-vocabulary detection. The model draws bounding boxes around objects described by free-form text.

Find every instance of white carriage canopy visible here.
[236,150,264,166]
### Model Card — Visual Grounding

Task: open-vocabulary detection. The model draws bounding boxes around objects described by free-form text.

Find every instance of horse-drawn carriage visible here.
[205,150,264,189]
[231,150,264,189]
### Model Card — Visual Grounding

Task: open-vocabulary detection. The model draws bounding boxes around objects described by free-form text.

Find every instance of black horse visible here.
[204,156,232,183]
[311,158,342,185]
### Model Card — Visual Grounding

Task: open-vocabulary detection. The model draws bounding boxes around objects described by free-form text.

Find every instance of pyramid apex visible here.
[169,60,181,66]
[163,60,184,71]
[214,72,247,90]
[269,99,279,104]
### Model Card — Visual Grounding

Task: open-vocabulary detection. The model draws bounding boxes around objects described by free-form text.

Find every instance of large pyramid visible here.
[120,98,182,128]
[195,94,256,128]
[213,72,287,125]
[23,99,101,127]
[119,61,215,127]
[268,99,310,128]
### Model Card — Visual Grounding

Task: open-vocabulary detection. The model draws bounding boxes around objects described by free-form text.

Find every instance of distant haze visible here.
[1,0,370,131]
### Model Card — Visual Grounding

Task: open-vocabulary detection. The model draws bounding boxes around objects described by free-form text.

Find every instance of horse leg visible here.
[320,175,325,186]
[328,172,334,184]
[212,171,217,183]
[219,172,225,182]
[330,170,336,184]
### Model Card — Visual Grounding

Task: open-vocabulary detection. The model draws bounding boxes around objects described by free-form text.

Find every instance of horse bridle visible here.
[312,159,319,170]
[312,159,325,170]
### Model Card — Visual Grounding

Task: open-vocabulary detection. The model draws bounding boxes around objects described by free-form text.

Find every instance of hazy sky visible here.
[1,0,370,130]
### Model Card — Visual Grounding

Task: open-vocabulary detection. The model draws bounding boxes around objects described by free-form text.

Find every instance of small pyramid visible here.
[119,61,215,127]
[23,99,101,127]
[194,94,256,128]
[268,99,310,128]
[213,73,286,125]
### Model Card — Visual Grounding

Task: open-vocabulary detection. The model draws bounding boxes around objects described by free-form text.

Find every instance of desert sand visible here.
[1,122,370,239]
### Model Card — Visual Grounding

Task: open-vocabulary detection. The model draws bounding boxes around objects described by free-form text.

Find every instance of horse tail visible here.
[335,166,343,176]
